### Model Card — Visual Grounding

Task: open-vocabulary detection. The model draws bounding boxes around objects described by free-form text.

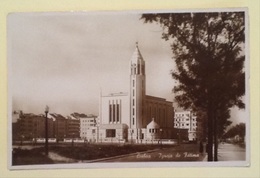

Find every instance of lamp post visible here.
[160,129,163,149]
[44,105,49,156]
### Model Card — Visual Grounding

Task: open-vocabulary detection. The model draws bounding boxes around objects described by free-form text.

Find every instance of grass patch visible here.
[51,144,174,160]
[12,147,54,165]
[12,144,175,165]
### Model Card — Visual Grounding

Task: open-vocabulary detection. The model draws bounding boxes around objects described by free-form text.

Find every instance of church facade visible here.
[98,43,174,143]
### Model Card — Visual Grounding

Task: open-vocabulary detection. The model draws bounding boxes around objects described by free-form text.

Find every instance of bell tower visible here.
[129,42,146,140]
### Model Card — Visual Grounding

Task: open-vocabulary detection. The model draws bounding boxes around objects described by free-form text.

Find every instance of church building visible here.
[98,43,174,143]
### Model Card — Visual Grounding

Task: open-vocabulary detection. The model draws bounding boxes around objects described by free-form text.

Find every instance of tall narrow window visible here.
[133,80,135,87]
[133,108,135,115]
[117,104,119,122]
[113,104,115,122]
[137,64,140,74]
[109,104,112,122]
[133,118,135,125]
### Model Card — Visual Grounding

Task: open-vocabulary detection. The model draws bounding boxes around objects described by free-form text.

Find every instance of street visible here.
[217,143,246,161]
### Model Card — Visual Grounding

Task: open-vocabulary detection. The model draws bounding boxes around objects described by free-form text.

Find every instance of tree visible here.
[141,12,245,161]
[224,123,245,142]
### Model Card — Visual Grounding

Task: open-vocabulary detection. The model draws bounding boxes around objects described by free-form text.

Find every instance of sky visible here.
[8,11,246,125]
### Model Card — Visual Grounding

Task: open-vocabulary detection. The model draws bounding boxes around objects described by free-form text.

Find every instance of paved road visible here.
[96,144,205,162]
[217,143,246,161]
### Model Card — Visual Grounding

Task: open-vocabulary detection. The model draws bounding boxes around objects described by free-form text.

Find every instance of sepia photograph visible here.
[8,10,248,169]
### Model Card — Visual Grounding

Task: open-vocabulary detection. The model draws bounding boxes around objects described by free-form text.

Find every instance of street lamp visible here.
[44,105,49,156]
[160,129,163,149]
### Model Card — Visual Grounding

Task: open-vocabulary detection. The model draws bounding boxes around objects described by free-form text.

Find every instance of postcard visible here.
[8,9,249,169]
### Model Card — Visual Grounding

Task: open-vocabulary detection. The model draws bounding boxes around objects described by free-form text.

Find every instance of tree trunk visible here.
[213,111,218,161]
[207,103,213,161]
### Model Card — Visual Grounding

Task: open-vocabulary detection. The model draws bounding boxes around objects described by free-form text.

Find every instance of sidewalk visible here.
[201,143,246,161]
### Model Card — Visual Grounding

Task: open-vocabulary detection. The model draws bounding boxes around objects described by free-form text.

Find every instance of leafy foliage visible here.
[141,12,245,161]
[223,122,245,139]
[142,12,245,111]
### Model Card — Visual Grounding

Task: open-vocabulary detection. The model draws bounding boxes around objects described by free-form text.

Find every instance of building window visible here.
[109,104,112,122]
[117,104,119,122]
[133,99,135,106]
[113,104,115,122]
[133,108,135,115]
[133,118,135,125]
[133,80,135,87]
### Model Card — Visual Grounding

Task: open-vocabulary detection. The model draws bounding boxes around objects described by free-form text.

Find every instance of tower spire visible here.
[131,42,144,64]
